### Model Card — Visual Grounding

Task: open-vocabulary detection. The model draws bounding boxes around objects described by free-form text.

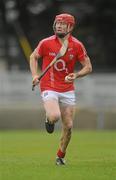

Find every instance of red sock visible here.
[57,149,65,158]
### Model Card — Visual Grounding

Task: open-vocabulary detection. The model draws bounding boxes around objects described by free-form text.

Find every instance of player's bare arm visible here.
[30,49,41,86]
[76,56,92,78]
[65,56,92,83]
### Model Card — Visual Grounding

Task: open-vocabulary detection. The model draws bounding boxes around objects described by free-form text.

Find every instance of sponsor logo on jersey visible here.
[54,59,68,73]
[49,52,56,56]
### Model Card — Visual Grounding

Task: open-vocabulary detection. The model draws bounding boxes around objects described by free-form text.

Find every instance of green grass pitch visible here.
[0,130,116,180]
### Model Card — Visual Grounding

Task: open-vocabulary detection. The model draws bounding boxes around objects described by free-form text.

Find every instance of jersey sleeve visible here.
[77,42,87,61]
[36,40,45,57]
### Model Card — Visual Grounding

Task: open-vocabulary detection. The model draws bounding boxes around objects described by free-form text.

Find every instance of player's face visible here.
[55,21,68,34]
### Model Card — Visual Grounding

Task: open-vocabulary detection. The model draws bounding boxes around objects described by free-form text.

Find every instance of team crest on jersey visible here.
[68,48,73,51]
[69,54,74,60]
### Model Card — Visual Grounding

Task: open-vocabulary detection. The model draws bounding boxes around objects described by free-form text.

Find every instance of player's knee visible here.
[66,121,73,130]
[48,113,60,123]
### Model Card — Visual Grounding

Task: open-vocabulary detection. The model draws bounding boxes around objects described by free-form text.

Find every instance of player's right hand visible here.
[32,75,40,86]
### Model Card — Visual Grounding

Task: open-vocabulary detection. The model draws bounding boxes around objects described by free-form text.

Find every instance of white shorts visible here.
[41,90,76,106]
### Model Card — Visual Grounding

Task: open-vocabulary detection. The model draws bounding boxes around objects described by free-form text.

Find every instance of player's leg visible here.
[56,105,75,163]
[56,105,75,165]
[56,91,76,165]
[43,99,61,133]
[41,91,61,133]
[43,98,61,123]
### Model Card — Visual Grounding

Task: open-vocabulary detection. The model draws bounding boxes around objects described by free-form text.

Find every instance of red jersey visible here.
[36,35,87,92]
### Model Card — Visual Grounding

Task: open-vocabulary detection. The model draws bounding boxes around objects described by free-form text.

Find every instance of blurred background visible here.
[0,0,116,130]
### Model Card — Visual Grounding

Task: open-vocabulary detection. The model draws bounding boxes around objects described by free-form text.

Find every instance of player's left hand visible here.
[65,73,77,83]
